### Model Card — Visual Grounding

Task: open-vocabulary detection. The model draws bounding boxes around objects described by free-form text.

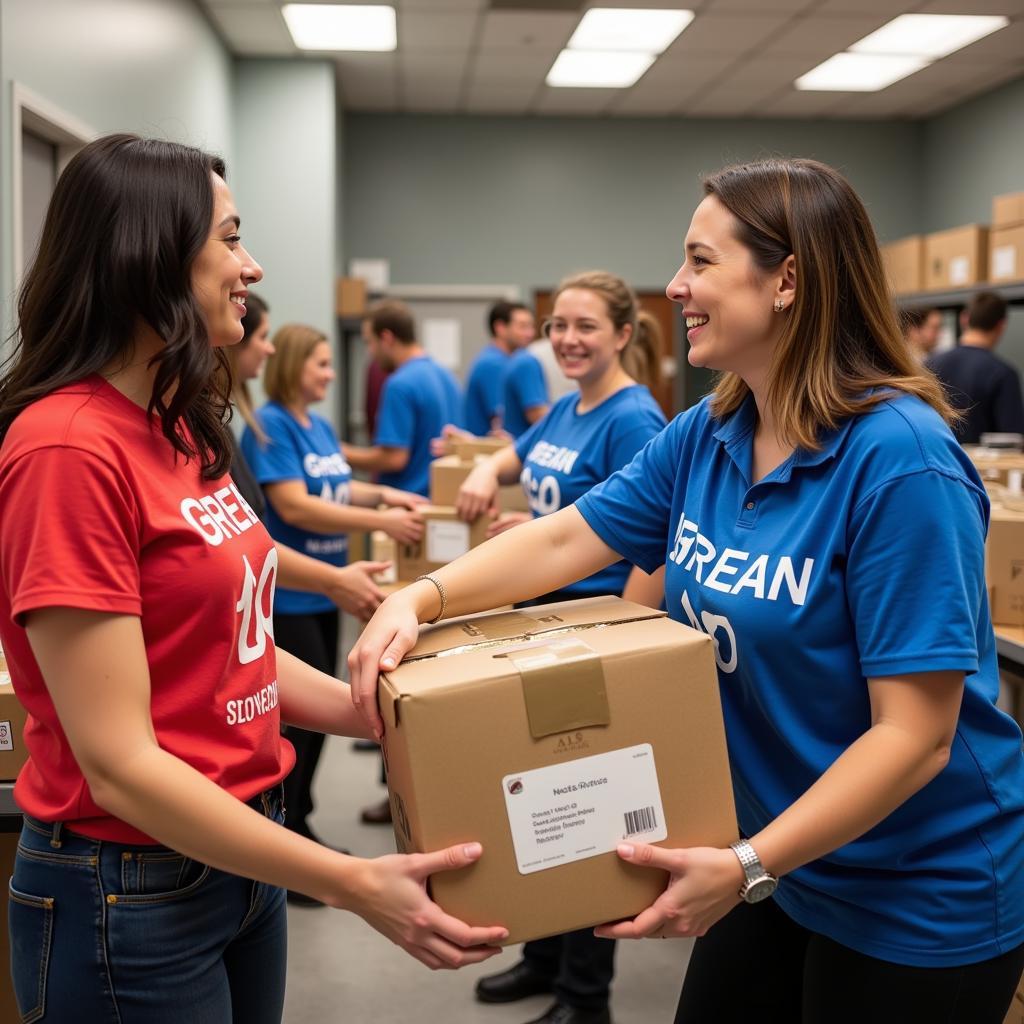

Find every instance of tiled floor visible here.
[282,715,692,1023]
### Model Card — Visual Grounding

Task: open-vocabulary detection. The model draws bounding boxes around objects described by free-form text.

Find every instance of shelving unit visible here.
[896,281,1024,310]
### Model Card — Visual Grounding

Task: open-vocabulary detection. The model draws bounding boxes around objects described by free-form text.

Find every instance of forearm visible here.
[345,443,403,474]
[275,542,334,593]
[275,495,386,534]
[91,743,367,906]
[490,446,524,486]
[349,479,384,507]
[277,648,374,739]
[405,506,615,620]
[621,564,665,609]
[750,720,951,878]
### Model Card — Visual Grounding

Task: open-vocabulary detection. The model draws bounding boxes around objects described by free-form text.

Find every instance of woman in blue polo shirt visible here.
[456,271,666,1024]
[242,324,425,868]
[350,159,1024,1023]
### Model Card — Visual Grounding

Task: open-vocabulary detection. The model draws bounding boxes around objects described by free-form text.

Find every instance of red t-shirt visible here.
[0,377,295,843]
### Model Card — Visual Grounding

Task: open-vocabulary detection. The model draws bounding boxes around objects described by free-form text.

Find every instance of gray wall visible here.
[342,114,926,299]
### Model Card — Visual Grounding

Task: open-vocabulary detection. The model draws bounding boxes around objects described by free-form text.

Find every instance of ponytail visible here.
[621,309,662,392]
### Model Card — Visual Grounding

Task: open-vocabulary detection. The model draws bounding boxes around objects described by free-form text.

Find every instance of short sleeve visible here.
[511,356,549,412]
[576,416,682,574]
[243,413,304,485]
[607,404,666,473]
[0,448,142,625]
[374,376,415,450]
[847,470,985,677]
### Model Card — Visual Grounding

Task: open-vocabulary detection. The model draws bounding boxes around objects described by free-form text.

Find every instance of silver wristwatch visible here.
[730,840,778,904]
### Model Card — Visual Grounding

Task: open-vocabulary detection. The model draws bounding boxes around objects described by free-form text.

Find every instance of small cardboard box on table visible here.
[378,597,737,944]
[430,455,529,514]
[395,505,490,582]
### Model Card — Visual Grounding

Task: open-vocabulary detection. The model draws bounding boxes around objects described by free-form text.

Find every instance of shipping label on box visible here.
[395,505,489,580]
[991,225,1024,283]
[378,597,737,944]
[924,226,989,291]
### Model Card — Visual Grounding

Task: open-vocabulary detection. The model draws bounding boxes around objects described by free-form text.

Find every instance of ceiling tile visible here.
[915,0,1024,14]
[463,92,532,114]
[399,10,480,49]
[612,53,733,109]
[812,0,919,12]
[531,87,621,116]
[478,11,579,52]
[606,93,684,115]
[936,20,1024,64]
[682,93,760,116]
[700,0,816,11]
[206,0,276,6]
[469,48,560,85]
[660,13,789,57]
[400,49,469,79]
[401,77,463,111]
[751,87,848,117]
[761,14,893,57]
[204,4,296,55]
[397,0,486,9]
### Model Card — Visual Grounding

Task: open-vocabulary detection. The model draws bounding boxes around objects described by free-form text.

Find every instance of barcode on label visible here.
[624,805,657,836]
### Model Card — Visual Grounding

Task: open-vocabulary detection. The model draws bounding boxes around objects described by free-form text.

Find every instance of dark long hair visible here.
[0,133,234,478]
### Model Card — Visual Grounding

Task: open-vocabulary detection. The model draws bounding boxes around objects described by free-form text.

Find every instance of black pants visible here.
[273,608,339,836]
[524,930,617,1010]
[675,897,1024,1024]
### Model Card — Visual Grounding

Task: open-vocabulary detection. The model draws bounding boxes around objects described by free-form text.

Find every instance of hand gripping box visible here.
[378,597,738,944]
[430,455,530,514]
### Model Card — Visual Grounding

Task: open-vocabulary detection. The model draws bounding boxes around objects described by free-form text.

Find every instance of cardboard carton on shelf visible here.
[881,236,924,295]
[395,505,490,581]
[964,447,1024,487]
[924,226,989,291]
[379,596,737,945]
[990,225,1024,283]
[430,455,529,514]
[993,192,1024,229]
[336,277,368,318]
[0,650,28,782]
[986,506,1024,627]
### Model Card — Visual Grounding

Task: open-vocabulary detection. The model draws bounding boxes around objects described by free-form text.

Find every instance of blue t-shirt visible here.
[375,356,462,497]
[515,386,666,598]
[464,343,510,437]
[577,392,1024,967]
[241,402,351,615]
[502,349,549,438]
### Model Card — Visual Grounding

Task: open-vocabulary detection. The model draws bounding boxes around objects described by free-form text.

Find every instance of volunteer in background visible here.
[927,291,1024,444]
[501,329,550,438]
[344,301,462,497]
[350,158,1024,1024]
[456,271,667,1024]
[225,292,388,622]
[900,305,942,364]
[242,325,425,878]
[0,134,507,1023]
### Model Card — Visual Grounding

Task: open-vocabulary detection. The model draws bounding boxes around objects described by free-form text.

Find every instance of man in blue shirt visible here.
[502,345,550,438]
[463,302,537,436]
[344,301,462,497]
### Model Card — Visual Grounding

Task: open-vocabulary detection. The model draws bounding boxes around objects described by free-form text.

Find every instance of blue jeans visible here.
[8,787,288,1023]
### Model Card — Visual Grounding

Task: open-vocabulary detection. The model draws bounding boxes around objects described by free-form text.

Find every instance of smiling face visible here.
[666,194,791,385]
[190,174,262,347]
[299,340,335,405]
[547,287,630,387]
[235,312,274,381]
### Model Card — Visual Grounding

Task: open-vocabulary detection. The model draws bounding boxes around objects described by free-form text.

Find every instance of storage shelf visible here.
[0,781,19,817]
[896,281,1024,309]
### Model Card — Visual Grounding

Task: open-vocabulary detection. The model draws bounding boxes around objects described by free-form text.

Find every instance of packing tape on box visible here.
[507,636,610,739]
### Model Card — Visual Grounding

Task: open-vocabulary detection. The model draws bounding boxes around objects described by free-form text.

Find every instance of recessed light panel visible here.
[546,50,656,88]
[851,14,1009,61]
[795,53,928,92]
[282,4,397,52]
[567,8,695,55]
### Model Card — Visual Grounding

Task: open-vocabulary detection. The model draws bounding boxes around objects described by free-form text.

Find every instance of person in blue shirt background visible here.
[502,330,550,438]
[242,323,425,885]
[345,300,462,496]
[351,159,1024,1024]
[455,271,667,1024]
[463,300,537,436]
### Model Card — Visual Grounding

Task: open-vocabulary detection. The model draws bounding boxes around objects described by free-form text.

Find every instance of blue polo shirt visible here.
[241,403,351,616]
[464,343,509,437]
[502,349,549,438]
[577,392,1024,967]
[375,355,462,496]
[516,386,665,597]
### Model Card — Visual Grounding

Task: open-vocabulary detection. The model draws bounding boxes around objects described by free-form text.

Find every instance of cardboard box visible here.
[441,436,510,459]
[0,662,28,781]
[379,597,737,944]
[335,277,368,318]
[965,448,1024,487]
[880,236,924,295]
[924,226,989,291]
[993,192,1024,229]
[430,455,529,514]
[991,225,1024,284]
[987,507,1024,627]
[395,505,489,581]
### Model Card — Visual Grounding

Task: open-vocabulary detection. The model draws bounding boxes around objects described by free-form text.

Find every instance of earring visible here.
[774,299,785,312]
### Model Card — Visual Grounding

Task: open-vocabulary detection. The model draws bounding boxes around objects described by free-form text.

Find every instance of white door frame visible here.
[11,83,95,284]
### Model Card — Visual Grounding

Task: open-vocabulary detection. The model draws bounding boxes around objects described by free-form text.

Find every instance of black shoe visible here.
[352,739,379,752]
[359,797,393,825]
[475,960,556,1004]
[523,1003,611,1024]
[286,889,326,908]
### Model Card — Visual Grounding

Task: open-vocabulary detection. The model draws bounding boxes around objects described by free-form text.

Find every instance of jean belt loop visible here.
[49,821,63,849]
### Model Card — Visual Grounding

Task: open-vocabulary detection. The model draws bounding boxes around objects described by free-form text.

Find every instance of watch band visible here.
[730,839,764,885]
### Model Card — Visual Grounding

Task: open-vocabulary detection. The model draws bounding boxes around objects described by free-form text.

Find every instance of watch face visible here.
[744,877,778,903]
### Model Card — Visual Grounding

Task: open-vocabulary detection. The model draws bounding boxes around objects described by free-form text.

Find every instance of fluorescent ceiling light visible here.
[282,4,396,51]
[795,53,927,92]
[850,14,1008,60]
[567,8,694,54]
[546,49,656,88]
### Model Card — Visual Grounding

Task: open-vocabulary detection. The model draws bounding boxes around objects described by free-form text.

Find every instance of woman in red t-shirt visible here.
[0,134,506,1023]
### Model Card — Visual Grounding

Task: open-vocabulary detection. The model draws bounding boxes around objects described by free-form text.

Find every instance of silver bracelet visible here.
[415,573,447,624]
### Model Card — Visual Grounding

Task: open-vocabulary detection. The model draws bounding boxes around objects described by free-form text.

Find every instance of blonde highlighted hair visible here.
[703,158,954,448]
[550,270,662,392]
[263,323,329,406]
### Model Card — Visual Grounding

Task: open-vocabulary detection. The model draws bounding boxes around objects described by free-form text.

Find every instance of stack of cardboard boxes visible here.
[991,193,1024,285]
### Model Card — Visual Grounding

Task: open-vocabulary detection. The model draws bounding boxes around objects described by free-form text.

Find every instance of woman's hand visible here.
[455,464,499,522]
[430,424,472,458]
[380,486,429,511]
[347,591,422,737]
[346,842,508,969]
[322,562,390,620]
[593,844,744,940]
[486,511,532,539]
[378,507,425,546]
